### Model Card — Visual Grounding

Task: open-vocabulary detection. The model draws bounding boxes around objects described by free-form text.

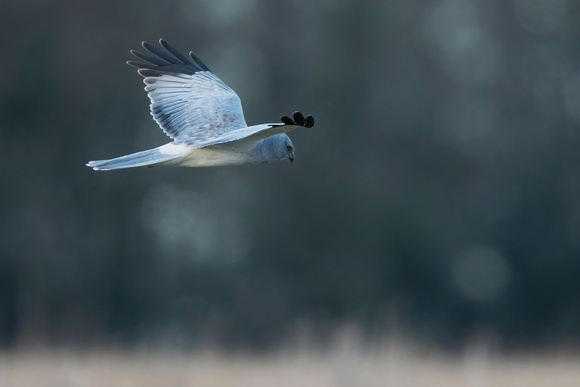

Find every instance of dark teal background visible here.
[1,0,579,351]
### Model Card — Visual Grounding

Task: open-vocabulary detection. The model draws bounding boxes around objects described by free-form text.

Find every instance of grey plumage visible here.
[87,39,314,171]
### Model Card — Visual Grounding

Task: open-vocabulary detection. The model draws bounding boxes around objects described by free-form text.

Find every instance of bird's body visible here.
[87,39,313,171]
[172,133,294,167]
[90,130,291,170]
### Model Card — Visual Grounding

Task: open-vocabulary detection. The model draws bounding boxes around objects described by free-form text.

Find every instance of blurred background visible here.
[1,0,580,360]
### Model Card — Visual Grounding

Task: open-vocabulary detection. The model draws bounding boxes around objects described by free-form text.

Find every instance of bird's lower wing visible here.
[186,111,315,148]
[186,123,295,148]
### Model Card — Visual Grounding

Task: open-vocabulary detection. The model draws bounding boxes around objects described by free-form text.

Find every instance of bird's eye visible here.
[286,146,292,151]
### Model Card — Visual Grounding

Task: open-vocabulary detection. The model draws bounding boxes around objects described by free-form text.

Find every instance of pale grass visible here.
[1,344,579,387]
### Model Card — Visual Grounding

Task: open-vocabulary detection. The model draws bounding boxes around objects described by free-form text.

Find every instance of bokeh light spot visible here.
[452,246,511,302]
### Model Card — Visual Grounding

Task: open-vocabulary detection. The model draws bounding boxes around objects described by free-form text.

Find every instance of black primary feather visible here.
[293,111,305,126]
[129,49,169,66]
[281,115,295,125]
[159,39,191,64]
[141,41,176,63]
[281,111,315,127]
[127,39,211,77]
[188,51,211,71]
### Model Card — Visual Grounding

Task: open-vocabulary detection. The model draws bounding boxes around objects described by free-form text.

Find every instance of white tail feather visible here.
[86,146,182,171]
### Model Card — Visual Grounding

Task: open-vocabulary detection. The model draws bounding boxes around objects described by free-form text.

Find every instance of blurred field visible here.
[1,345,579,387]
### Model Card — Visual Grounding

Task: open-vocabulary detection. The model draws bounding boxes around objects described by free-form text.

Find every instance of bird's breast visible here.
[176,143,260,167]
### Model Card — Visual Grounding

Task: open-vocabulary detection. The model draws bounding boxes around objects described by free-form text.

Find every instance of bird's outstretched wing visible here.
[127,39,248,148]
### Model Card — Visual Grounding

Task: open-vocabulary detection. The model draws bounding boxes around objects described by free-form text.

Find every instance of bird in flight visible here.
[87,39,314,171]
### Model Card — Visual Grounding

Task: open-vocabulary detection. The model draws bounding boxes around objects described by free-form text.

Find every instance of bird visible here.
[86,39,314,171]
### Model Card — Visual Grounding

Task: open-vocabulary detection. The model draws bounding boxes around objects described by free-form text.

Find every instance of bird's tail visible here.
[86,147,182,171]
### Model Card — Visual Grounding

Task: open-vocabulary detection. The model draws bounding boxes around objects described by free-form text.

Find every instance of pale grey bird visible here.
[87,39,314,171]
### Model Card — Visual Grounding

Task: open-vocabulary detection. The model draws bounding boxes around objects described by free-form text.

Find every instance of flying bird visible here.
[87,39,314,171]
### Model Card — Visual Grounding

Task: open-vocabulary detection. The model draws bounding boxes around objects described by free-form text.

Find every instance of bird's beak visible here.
[289,154,294,163]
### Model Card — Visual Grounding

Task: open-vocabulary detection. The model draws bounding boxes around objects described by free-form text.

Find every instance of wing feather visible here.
[197,112,315,147]
[128,39,247,147]
[194,123,299,148]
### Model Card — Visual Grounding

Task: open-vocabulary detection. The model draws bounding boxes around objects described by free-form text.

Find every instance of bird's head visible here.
[284,138,295,163]
[266,134,295,163]
[281,136,295,163]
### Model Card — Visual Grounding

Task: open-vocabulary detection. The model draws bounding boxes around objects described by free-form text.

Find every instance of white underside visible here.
[158,142,258,167]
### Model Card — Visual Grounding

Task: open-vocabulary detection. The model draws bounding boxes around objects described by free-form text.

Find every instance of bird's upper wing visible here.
[127,39,247,148]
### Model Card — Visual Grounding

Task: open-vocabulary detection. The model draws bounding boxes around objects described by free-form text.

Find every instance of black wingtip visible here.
[127,39,209,76]
[159,39,192,65]
[280,115,294,125]
[188,51,211,72]
[280,111,315,128]
[292,111,305,126]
